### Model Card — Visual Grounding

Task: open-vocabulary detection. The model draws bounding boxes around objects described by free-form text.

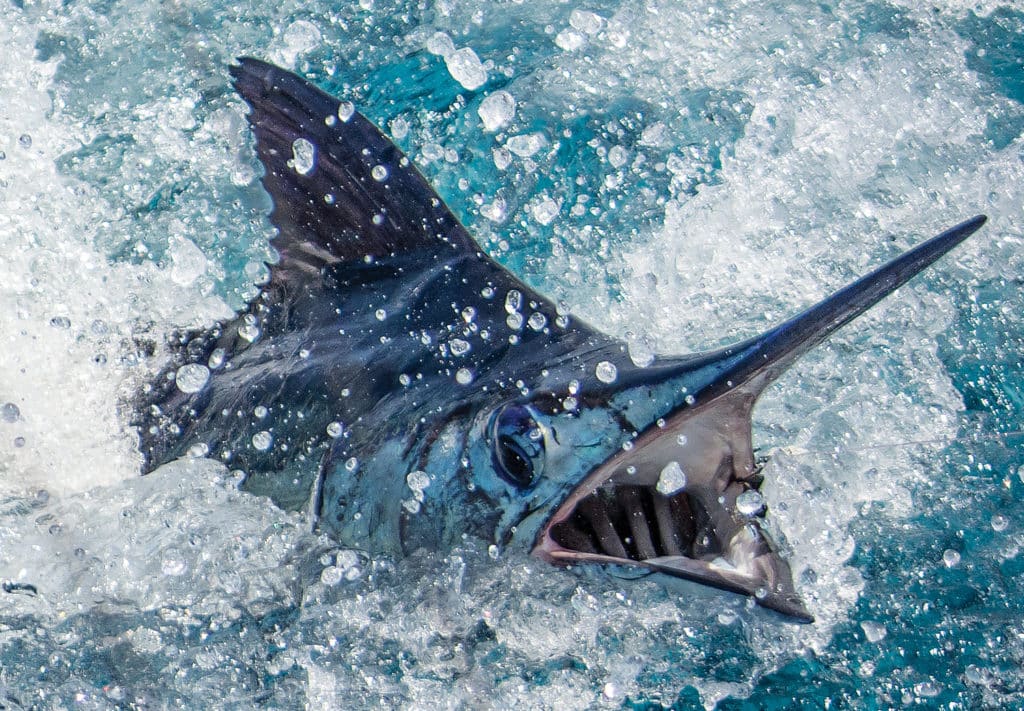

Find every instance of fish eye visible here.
[490,404,545,490]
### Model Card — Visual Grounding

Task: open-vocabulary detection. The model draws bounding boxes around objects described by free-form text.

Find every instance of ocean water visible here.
[0,0,1021,708]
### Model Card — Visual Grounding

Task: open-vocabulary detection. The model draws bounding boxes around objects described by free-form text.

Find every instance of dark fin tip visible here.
[229,58,477,292]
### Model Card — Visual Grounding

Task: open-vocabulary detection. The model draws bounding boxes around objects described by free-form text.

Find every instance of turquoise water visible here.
[0,0,1021,708]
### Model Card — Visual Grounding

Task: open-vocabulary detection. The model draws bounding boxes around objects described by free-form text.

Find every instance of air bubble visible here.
[337,101,355,122]
[450,338,471,356]
[326,422,343,438]
[371,164,388,181]
[942,549,961,568]
[455,367,474,385]
[527,312,547,331]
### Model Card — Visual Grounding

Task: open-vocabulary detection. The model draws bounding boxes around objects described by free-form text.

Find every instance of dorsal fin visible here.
[230,57,478,291]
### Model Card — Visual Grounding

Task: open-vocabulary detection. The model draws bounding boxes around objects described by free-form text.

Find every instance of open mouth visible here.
[532,396,813,622]
[547,484,716,562]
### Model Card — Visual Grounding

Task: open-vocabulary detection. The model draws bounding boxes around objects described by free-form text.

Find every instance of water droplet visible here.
[527,312,547,331]
[608,145,628,168]
[175,364,210,394]
[684,394,696,405]
[13,437,25,448]
[450,338,471,356]
[407,470,430,495]
[478,90,516,132]
[337,101,355,122]
[563,396,578,411]
[860,620,887,643]
[488,544,500,560]
[736,490,765,516]
[656,461,686,495]
[238,322,260,342]
[677,434,688,446]
[254,406,268,419]
[290,137,316,175]
[506,133,547,158]
[371,164,388,181]
[461,306,476,323]
[444,46,487,90]
[161,556,186,576]
[18,134,32,149]
[399,373,412,386]
[252,431,273,451]
[208,348,226,369]
[595,361,618,384]
[455,367,474,385]
[389,116,409,140]
[991,514,1009,532]
[320,566,344,585]
[402,498,422,514]
[187,442,210,458]
[506,313,524,330]
[344,457,359,473]
[942,549,961,568]
[375,308,387,321]
[481,286,495,299]
[0,403,19,422]
[505,289,522,314]
[326,422,343,438]
[324,114,336,127]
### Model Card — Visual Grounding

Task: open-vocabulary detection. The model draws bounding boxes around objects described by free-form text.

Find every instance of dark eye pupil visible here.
[497,435,533,488]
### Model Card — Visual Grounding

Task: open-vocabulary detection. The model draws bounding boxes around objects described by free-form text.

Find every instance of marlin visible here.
[135,58,987,622]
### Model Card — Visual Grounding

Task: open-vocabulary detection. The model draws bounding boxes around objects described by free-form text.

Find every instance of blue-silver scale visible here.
[135,58,987,622]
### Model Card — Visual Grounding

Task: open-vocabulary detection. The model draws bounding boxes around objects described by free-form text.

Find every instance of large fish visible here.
[135,58,986,622]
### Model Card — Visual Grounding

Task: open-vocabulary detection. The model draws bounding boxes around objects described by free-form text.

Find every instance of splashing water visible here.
[0,0,1022,708]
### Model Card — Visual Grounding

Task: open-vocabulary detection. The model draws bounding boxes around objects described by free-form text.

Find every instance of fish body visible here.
[135,58,987,622]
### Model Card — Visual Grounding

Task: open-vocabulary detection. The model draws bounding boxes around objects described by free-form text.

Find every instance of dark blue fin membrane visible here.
[229,57,478,291]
